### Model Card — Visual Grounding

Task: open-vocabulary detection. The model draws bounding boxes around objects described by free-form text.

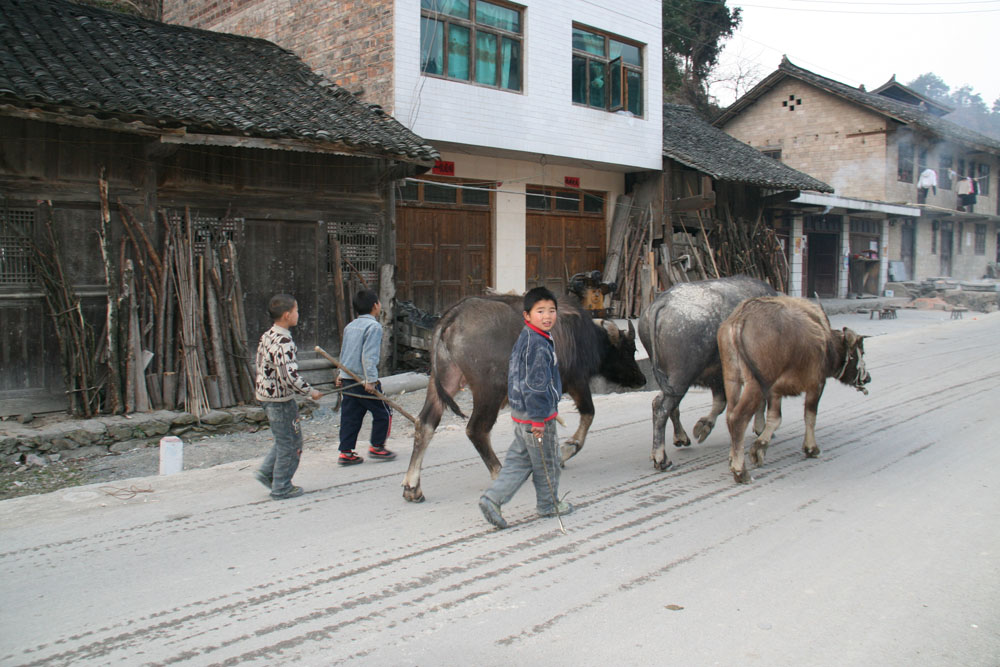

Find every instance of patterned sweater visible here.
[254,325,313,402]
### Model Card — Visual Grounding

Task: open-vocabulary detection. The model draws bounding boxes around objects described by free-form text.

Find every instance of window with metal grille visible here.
[0,208,36,286]
[897,140,914,183]
[975,224,986,255]
[327,220,380,287]
[167,211,244,256]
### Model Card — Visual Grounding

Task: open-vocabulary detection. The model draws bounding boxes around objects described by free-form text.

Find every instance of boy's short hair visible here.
[353,289,380,315]
[268,294,296,321]
[523,286,558,313]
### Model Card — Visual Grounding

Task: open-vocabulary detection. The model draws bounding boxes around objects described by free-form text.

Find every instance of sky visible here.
[709,0,1000,108]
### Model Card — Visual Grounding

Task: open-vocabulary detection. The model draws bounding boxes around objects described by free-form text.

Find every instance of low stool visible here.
[951,307,968,320]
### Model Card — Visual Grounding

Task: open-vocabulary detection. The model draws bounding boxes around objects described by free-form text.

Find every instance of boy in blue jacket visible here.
[479,286,572,529]
[335,289,395,465]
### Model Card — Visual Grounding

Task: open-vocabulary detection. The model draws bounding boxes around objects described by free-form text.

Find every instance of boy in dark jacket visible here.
[478,287,572,529]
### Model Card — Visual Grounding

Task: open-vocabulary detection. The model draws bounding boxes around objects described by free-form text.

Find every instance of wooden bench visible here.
[878,306,899,320]
[950,307,968,320]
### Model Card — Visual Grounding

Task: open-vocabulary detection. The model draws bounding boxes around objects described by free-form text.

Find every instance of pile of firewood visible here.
[603,197,788,319]
[32,172,254,418]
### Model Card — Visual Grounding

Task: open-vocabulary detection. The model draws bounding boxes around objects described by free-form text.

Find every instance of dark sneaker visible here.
[368,446,397,462]
[479,496,508,529]
[338,451,364,466]
[253,469,272,490]
[271,485,305,500]
[539,501,574,518]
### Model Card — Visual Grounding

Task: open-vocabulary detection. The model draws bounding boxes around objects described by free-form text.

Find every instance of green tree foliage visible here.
[662,0,741,117]
[907,73,1000,140]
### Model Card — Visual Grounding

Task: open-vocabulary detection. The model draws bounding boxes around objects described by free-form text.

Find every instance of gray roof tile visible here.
[0,0,439,163]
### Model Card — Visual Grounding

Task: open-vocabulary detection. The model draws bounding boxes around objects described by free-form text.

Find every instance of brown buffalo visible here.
[717,296,871,483]
[401,293,646,502]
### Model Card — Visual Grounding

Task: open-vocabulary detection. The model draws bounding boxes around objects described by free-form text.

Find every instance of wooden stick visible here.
[314,346,417,424]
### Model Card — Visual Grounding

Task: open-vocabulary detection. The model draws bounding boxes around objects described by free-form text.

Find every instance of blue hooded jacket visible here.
[507,322,562,427]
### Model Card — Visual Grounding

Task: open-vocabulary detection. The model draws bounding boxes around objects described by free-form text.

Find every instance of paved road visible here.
[1,311,998,666]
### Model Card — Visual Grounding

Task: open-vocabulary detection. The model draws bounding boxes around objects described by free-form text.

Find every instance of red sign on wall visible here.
[432,160,455,176]
[564,176,580,188]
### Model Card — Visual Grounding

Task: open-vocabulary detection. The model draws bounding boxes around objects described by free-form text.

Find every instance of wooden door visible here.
[939,222,953,276]
[525,213,605,294]
[807,233,838,298]
[900,221,915,280]
[396,206,491,314]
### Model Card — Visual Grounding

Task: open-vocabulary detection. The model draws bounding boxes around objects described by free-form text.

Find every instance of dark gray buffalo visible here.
[718,295,870,483]
[637,276,776,471]
[402,293,646,502]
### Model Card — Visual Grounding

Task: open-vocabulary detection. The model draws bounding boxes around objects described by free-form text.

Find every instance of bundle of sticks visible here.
[707,207,787,293]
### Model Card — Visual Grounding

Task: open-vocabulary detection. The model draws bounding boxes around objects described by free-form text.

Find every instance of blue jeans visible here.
[339,381,392,452]
[483,420,561,515]
[259,399,303,496]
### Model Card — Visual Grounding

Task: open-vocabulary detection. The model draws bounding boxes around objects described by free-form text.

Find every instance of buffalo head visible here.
[597,319,646,388]
[836,328,871,395]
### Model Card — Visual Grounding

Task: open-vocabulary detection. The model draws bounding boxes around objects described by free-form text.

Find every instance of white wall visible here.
[394,0,662,171]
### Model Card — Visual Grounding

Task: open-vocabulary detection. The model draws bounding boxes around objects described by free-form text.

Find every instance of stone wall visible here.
[723,80,890,200]
[162,0,397,112]
[0,403,319,464]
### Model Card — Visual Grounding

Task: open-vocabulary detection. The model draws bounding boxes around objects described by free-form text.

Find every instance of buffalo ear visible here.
[627,319,636,341]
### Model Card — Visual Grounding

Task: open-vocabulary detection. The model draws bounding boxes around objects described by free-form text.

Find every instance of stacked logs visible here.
[35,175,254,417]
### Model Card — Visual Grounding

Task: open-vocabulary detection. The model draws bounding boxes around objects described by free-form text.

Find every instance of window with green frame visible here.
[571,25,643,116]
[420,0,522,92]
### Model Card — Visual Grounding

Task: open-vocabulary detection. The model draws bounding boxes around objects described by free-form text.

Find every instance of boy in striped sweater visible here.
[254,294,322,499]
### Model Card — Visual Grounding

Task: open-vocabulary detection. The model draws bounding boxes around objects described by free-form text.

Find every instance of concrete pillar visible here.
[494,182,526,293]
[789,214,804,297]
[838,223,850,298]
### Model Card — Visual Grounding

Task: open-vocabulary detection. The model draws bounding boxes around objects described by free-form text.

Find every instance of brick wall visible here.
[162,0,396,112]
[723,81,891,200]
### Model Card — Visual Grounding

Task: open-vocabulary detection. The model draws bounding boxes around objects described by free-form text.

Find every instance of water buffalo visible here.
[402,293,646,502]
[718,295,871,483]
[637,276,776,471]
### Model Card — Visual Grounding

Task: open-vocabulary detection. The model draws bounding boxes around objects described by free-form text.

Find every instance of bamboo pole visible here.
[98,168,123,413]
[314,346,417,424]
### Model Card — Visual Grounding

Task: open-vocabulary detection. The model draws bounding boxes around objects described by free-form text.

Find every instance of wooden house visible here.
[0,0,436,414]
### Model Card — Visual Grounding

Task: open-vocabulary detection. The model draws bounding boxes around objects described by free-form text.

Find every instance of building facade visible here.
[716,58,1000,294]
[164,0,664,313]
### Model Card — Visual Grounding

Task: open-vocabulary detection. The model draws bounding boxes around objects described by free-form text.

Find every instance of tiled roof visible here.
[0,0,438,163]
[716,57,1000,154]
[662,103,833,192]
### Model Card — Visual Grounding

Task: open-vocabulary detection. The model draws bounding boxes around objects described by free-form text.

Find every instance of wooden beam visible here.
[671,191,716,212]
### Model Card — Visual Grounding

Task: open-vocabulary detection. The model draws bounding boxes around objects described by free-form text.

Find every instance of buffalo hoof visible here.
[673,436,691,448]
[402,485,425,503]
[749,441,768,466]
[693,419,713,443]
[732,468,751,484]
[560,441,582,465]
[653,458,674,472]
[803,446,821,459]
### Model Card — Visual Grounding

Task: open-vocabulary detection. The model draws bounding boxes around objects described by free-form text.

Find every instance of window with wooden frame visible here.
[0,207,36,287]
[957,222,964,254]
[397,179,493,208]
[420,0,523,92]
[761,149,782,162]
[938,153,953,190]
[571,25,643,116]
[526,187,605,216]
[975,223,986,255]
[897,140,914,182]
[976,162,990,196]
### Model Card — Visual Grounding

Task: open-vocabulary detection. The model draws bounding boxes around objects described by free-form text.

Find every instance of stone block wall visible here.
[723,81,890,200]
[162,0,397,112]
